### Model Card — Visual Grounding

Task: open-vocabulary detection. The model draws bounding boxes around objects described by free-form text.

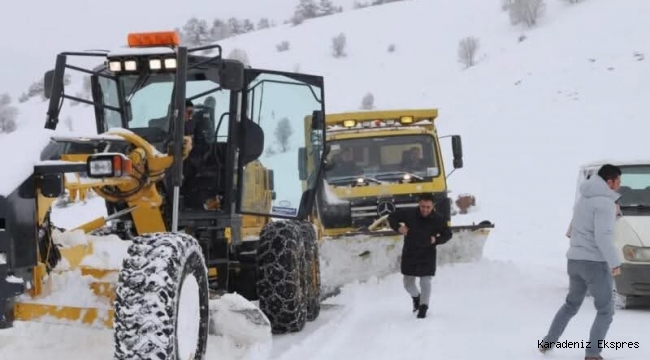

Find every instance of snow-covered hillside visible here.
[2,0,650,359]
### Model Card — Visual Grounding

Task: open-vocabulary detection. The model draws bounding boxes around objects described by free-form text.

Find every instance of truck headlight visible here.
[87,153,132,178]
[623,245,650,262]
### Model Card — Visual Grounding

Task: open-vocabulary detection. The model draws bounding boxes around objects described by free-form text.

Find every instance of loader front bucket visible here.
[317,221,494,296]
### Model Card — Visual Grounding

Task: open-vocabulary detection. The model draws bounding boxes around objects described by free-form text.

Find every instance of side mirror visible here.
[219,60,244,91]
[323,158,335,171]
[298,147,307,181]
[311,110,324,130]
[44,70,55,99]
[452,135,463,169]
[125,102,133,122]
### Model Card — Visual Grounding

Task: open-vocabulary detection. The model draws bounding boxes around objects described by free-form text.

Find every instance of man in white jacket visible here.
[539,164,622,360]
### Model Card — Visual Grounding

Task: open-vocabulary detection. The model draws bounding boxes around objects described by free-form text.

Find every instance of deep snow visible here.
[2,0,650,359]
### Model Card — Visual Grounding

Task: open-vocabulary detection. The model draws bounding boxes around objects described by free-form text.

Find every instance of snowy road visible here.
[2,259,648,360]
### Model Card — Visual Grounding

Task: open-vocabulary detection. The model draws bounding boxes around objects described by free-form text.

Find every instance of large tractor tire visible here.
[256,220,306,334]
[113,232,209,360]
[295,220,321,321]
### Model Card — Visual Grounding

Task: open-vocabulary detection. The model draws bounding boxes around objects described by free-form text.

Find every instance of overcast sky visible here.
[0,0,308,96]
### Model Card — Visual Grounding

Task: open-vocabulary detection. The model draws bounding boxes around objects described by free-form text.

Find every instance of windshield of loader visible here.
[617,165,650,208]
[325,134,439,184]
[98,73,230,139]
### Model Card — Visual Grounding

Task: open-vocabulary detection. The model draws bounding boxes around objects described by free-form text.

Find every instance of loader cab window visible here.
[617,165,650,208]
[97,76,123,131]
[113,73,229,140]
[325,134,440,184]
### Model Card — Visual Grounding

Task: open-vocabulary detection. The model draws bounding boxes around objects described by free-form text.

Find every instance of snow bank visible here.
[209,293,272,360]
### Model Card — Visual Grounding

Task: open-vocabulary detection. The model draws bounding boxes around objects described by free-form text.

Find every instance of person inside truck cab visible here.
[401,146,424,172]
[329,147,363,177]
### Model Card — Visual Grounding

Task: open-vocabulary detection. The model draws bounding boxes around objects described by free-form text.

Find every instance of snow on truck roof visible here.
[580,158,650,169]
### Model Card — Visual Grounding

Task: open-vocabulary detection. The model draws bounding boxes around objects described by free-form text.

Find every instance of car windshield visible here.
[325,134,439,185]
[617,165,650,207]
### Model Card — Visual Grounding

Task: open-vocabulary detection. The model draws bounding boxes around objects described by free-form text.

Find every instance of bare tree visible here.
[332,33,347,58]
[274,117,293,153]
[507,0,545,27]
[0,93,18,133]
[458,36,479,68]
[361,93,374,109]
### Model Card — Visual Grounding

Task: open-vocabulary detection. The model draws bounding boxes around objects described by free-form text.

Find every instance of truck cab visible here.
[299,109,464,236]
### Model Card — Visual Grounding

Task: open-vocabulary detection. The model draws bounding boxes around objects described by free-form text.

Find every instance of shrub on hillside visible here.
[276,41,290,52]
[361,93,374,110]
[506,0,545,27]
[227,48,251,67]
[458,36,479,68]
[291,0,343,25]
[0,93,18,134]
[332,33,347,58]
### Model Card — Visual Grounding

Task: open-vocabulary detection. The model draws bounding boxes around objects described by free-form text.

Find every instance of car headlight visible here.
[623,245,650,262]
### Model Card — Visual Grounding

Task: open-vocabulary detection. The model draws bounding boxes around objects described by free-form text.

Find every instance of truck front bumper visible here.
[615,263,650,297]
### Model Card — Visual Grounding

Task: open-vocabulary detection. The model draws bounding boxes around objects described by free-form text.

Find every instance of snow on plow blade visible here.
[318,218,494,296]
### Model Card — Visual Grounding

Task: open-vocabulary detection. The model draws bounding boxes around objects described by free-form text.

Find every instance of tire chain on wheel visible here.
[294,220,321,321]
[256,220,307,334]
[113,232,209,360]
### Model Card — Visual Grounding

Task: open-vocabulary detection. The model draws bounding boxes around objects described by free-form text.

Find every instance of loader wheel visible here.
[256,220,306,334]
[295,220,321,321]
[113,232,209,360]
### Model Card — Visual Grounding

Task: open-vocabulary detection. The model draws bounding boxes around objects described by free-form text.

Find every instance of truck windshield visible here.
[325,134,439,184]
[618,165,650,207]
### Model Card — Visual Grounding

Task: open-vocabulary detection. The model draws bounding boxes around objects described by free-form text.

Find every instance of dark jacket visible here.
[387,207,452,277]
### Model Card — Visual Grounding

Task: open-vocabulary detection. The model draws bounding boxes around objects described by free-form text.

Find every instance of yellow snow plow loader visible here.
[0,30,328,357]
[298,109,493,291]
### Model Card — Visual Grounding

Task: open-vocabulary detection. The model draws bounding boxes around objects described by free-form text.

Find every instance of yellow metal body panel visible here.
[14,303,114,328]
[15,124,276,328]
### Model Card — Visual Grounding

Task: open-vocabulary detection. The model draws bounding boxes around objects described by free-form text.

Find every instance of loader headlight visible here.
[149,58,162,70]
[623,245,650,262]
[124,60,137,71]
[108,61,122,72]
[164,58,177,69]
[87,153,133,178]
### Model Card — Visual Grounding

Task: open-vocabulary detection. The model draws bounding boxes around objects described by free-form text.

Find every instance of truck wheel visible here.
[295,220,321,321]
[113,232,209,360]
[256,220,306,334]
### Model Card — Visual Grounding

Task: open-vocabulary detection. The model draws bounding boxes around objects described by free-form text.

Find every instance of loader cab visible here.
[42,31,327,224]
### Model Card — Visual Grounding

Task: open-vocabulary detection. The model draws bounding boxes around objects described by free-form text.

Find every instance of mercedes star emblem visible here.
[377,201,396,216]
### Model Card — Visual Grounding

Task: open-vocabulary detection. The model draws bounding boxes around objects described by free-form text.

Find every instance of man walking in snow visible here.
[539,164,622,360]
[387,193,452,318]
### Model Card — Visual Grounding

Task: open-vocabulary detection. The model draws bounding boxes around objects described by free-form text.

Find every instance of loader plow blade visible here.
[318,221,494,295]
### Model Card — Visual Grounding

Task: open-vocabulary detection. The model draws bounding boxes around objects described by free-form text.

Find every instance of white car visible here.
[574,160,650,308]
